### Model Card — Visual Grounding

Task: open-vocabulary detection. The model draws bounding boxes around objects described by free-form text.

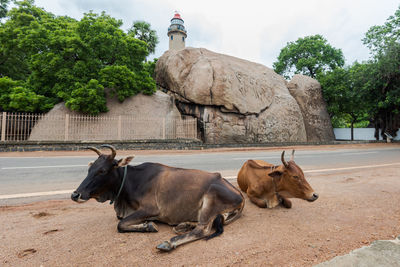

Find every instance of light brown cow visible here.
[237,150,318,208]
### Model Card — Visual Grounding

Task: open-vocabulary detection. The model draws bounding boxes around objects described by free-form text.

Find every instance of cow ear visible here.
[116,155,135,167]
[269,170,283,179]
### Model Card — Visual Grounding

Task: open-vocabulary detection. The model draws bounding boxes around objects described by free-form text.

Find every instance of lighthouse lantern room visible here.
[168,12,187,50]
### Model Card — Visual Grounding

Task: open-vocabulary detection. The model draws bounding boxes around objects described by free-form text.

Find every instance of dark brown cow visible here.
[237,150,318,209]
[71,145,244,252]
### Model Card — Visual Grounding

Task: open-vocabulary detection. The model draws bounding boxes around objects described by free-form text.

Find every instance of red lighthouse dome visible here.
[168,11,187,50]
[173,13,182,20]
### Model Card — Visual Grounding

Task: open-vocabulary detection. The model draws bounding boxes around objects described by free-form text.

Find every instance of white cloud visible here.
[34,0,399,68]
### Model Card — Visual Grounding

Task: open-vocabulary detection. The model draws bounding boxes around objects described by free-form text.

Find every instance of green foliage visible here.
[318,63,373,139]
[363,6,400,114]
[363,5,400,55]
[7,86,51,112]
[65,79,107,115]
[273,35,345,79]
[269,7,400,138]
[0,1,158,115]
[144,58,157,78]
[0,0,51,80]
[374,42,400,112]
[0,0,10,19]
[0,76,18,110]
[100,64,157,101]
[362,6,400,136]
[331,115,369,128]
[128,21,159,55]
[0,76,52,112]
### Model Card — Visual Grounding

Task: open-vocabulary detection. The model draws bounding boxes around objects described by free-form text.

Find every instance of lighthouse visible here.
[168,12,187,50]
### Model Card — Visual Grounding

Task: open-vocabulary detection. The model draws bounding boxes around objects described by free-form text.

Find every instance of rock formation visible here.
[156,47,333,143]
[29,91,185,141]
[287,75,335,142]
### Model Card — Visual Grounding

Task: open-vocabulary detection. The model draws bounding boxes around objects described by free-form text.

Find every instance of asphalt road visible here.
[1,145,399,205]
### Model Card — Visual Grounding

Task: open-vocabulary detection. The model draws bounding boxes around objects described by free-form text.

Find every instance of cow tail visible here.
[205,214,224,241]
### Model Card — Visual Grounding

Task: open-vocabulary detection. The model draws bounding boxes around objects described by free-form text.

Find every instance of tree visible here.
[367,43,400,139]
[363,5,400,139]
[128,21,159,55]
[0,1,157,114]
[0,0,53,80]
[363,6,400,55]
[318,63,372,140]
[273,34,345,79]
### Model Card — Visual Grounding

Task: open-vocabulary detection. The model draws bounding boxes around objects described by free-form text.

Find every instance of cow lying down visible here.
[71,145,244,252]
[237,150,318,209]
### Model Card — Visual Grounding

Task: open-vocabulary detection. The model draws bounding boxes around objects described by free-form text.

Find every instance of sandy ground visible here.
[1,160,400,266]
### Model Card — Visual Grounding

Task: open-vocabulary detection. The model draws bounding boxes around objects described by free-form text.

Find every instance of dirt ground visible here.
[1,156,400,267]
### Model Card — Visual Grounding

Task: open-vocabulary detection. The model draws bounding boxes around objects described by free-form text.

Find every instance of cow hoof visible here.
[146,222,158,232]
[281,200,292,209]
[157,241,174,252]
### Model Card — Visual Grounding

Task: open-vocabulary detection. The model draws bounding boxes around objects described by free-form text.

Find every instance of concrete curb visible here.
[315,235,400,267]
[0,139,395,152]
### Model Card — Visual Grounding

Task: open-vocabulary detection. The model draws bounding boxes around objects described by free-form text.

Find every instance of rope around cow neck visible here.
[110,165,128,205]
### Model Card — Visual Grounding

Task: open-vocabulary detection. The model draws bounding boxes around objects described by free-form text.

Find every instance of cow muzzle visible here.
[71,191,88,203]
[307,192,319,202]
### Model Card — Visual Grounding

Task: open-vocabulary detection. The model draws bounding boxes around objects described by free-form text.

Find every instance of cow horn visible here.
[86,146,102,156]
[100,144,116,159]
[281,151,289,168]
[290,150,295,161]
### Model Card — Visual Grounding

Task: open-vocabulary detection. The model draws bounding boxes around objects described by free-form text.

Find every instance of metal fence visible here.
[0,112,198,142]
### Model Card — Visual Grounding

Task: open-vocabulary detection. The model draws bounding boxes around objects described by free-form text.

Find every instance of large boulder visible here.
[156,47,308,143]
[29,91,185,141]
[287,75,335,142]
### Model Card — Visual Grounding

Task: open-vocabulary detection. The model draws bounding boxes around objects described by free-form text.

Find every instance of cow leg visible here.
[248,191,280,208]
[279,195,292,209]
[221,179,245,225]
[173,222,198,234]
[248,194,268,208]
[117,209,159,233]
[247,187,270,208]
[157,183,243,252]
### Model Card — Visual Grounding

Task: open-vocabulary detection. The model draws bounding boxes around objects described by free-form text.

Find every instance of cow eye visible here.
[99,169,107,175]
[293,175,299,179]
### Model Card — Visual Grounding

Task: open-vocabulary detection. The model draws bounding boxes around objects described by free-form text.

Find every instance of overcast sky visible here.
[34,0,399,68]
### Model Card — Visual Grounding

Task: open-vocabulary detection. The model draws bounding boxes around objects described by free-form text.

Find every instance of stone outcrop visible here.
[156,47,313,143]
[29,91,184,141]
[287,75,335,142]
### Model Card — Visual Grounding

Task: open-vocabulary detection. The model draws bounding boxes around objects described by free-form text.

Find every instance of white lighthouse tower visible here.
[168,12,187,50]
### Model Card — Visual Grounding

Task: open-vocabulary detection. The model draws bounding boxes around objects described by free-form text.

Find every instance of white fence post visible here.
[1,112,6,141]
[64,114,69,141]
[162,118,166,139]
[118,115,122,140]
